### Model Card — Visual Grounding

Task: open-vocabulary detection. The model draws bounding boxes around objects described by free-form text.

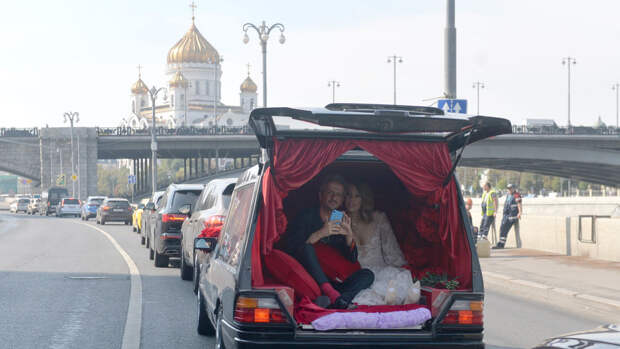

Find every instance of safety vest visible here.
[482,189,497,216]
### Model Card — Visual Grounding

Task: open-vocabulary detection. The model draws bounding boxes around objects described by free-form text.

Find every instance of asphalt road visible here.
[0,212,609,349]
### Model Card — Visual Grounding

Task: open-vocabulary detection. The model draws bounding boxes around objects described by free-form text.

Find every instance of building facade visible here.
[122,16,258,129]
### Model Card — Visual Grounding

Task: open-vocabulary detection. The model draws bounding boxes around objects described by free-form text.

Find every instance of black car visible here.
[194,104,511,348]
[148,184,204,267]
[96,198,132,225]
[180,177,236,293]
[534,324,620,348]
[141,191,165,247]
[40,187,69,216]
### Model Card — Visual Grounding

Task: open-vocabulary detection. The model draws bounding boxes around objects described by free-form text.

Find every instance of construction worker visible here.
[479,182,498,240]
[494,184,522,249]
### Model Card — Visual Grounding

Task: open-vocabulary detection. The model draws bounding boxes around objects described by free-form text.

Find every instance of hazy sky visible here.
[1,0,619,127]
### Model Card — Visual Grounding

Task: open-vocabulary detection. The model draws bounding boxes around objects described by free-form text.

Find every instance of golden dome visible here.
[167,21,219,64]
[169,70,188,88]
[240,76,257,93]
[131,78,149,94]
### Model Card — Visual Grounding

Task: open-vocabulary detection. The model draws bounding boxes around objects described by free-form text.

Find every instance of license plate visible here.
[114,209,124,212]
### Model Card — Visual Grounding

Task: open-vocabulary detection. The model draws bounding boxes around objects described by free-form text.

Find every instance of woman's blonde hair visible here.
[347,181,375,223]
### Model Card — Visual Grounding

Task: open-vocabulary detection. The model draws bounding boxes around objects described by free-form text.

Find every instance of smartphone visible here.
[329,210,344,222]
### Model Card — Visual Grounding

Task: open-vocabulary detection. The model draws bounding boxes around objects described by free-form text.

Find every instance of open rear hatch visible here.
[249,103,512,154]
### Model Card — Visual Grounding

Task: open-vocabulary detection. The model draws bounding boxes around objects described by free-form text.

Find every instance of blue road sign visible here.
[438,99,468,114]
[128,175,136,184]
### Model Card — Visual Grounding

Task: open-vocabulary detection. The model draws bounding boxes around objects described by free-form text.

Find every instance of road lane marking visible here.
[79,222,142,349]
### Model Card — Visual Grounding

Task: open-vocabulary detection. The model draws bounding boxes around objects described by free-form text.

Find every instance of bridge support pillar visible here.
[39,127,97,199]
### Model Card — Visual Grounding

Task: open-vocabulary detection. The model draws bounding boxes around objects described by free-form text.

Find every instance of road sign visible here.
[56,174,66,186]
[438,99,467,114]
[128,175,136,184]
[71,174,78,182]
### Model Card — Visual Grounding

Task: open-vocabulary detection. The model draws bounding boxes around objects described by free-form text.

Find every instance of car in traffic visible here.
[533,324,620,348]
[27,198,40,215]
[180,177,236,293]
[10,198,30,213]
[148,183,204,268]
[194,104,512,348]
[40,187,69,216]
[141,191,165,246]
[96,198,132,225]
[132,198,150,233]
[81,196,106,220]
[56,198,81,217]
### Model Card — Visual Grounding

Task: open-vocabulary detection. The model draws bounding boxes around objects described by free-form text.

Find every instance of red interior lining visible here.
[252,138,472,293]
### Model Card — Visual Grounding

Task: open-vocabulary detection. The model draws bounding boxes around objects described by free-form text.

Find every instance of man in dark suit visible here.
[285,174,374,309]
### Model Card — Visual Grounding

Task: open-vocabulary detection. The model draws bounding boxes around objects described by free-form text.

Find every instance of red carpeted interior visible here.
[251,138,473,317]
[272,161,462,282]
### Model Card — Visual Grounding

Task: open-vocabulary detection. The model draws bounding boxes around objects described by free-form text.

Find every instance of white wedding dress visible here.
[352,212,421,306]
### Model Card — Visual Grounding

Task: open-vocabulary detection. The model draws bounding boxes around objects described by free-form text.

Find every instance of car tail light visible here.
[234,296,288,324]
[102,206,110,211]
[203,215,225,229]
[441,300,483,325]
[162,213,186,222]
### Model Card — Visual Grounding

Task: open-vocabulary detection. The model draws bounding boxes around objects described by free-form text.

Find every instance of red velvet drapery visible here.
[252,138,472,288]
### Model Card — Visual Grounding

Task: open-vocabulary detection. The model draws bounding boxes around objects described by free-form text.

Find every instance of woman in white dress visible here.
[345,181,420,306]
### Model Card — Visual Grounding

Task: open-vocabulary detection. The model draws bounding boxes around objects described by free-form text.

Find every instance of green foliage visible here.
[418,272,460,290]
[97,165,130,197]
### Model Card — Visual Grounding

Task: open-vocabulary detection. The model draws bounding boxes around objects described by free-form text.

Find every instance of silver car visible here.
[10,198,30,213]
[56,198,81,217]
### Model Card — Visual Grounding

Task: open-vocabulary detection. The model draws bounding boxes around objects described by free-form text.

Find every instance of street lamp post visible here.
[612,83,619,129]
[472,81,485,115]
[242,20,286,107]
[213,56,224,131]
[387,55,403,104]
[327,80,340,103]
[147,86,167,195]
[63,111,79,197]
[562,57,576,133]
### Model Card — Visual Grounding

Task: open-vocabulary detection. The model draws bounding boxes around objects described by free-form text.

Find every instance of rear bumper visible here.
[157,236,181,256]
[222,321,484,349]
[58,209,81,215]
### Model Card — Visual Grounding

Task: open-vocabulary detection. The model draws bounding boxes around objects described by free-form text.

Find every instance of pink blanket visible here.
[311,307,431,331]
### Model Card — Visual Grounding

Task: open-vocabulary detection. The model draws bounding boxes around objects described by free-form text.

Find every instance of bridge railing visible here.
[0,128,39,137]
[96,125,254,137]
[511,125,620,135]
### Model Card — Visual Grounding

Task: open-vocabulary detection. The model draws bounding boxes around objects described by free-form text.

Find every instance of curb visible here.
[483,271,620,310]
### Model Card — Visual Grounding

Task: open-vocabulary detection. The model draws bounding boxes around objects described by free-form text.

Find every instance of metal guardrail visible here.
[2,125,619,137]
[95,126,253,137]
[0,128,39,137]
[511,125,620,135]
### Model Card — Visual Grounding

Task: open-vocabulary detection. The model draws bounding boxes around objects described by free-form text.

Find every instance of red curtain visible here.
[253,138,471,288]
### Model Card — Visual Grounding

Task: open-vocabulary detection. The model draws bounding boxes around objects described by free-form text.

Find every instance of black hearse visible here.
[194,104,512,348]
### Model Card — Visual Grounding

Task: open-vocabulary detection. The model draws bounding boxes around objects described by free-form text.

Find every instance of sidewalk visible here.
[480,248,620,317]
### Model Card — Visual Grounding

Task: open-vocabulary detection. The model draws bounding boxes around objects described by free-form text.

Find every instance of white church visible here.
[122,15,258,129]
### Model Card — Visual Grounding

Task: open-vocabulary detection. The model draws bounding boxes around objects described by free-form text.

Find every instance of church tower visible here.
[168,70,189,126]
[166,3,221,125]
[130,68,149,119]
[240,65,258,113]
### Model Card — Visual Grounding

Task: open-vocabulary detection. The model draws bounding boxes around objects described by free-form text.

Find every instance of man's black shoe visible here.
[328,297,349,309]
[492,245,504,249]
[313,295,331,308]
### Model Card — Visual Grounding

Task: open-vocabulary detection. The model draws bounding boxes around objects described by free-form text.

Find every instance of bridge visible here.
[1,125,619,198]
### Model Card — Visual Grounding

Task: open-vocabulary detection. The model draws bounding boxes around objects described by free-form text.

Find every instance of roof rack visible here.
[325,103,444,116]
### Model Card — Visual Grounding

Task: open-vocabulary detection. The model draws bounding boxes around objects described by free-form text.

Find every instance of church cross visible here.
[189,1,197,21]
[137,64,142,78]
[246,63,251,76]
